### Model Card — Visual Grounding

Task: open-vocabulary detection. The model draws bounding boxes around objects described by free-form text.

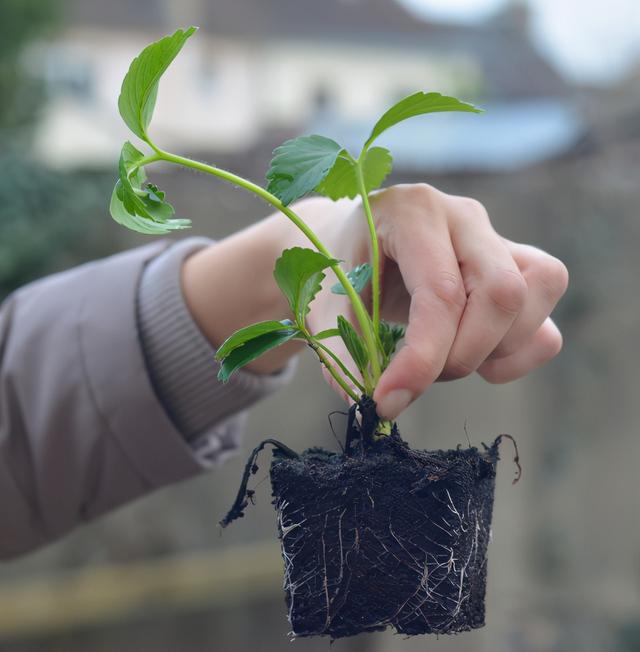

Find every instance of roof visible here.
[308,99,583,173]
[202,0,453,40]
[64,0,453,39]
[64,0,162,31]
[63,0,570,99]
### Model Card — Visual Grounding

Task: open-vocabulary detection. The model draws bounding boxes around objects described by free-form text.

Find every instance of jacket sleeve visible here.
[0,239,297,559]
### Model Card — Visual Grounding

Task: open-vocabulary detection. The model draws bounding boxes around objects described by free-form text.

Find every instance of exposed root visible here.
[327,410,348,453]
[219,439,298,528]
[490,434,522,484]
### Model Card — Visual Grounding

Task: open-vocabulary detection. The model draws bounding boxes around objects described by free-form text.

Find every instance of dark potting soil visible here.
[221,399,518,640]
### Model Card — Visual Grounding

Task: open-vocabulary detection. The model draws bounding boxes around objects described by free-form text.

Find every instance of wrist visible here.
[181,214,305,375]
[180,198,355,376]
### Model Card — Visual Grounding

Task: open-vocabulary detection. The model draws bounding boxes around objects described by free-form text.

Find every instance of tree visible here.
[0,0,119,299]
[0,0,57,129]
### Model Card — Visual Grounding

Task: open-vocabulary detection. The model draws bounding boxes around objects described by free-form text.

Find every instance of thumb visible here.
[372,346,416,421]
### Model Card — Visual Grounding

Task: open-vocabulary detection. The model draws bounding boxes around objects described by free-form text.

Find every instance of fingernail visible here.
[376,389,412,420]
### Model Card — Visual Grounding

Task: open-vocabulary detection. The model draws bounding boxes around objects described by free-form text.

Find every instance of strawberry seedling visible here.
[110,27,518,639]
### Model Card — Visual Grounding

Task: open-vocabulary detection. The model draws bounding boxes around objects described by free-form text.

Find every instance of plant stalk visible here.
[308,343,360,402]
[311,339,367,395]
[150,147,382,383]
[355,157,381,348]
[135,153,162,169]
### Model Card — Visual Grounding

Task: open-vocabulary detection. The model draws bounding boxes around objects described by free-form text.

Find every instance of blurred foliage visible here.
[0,0,121,300]
[617,618,640,652]
[0,0,57,129]
[0,146,115,299]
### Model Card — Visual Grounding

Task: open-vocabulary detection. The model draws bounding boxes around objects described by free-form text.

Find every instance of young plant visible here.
[110,28,526,640]
[109,26,482,423]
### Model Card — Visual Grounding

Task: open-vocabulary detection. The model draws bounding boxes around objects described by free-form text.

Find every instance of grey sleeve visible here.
[0,240,297,559]
[137,237,298,459]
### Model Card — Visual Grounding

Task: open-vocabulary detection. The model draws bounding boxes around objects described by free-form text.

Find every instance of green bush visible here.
[0,0,120,300]
[0,148,116,299]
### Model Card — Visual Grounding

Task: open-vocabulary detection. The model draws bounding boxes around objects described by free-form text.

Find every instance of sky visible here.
[399,0,640,84]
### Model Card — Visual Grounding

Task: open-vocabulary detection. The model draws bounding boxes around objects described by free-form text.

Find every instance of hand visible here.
[183,184,568,422]
[301,184,568,420]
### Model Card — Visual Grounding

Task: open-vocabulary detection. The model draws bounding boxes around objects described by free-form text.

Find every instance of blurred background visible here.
[1,0,639,650]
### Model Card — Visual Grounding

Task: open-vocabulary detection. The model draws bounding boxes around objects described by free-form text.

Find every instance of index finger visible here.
[373,199,466,419]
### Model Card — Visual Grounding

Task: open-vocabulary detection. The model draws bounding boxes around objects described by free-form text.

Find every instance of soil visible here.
[221,398,516,640]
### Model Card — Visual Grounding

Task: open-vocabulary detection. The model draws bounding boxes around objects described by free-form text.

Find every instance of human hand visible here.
[300,184,568,420]
[183,183,568,421]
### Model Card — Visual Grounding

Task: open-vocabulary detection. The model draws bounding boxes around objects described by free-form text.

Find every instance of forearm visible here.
[0,244,207,557]
[0,239,300,558]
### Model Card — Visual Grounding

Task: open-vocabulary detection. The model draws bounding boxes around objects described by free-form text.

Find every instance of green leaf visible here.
[266,135,342,206]
[274,247,338,322]
[217,330,299,382]
[337,315,369,373]
[118,26,197,141]
[317,147,393,200]
[331,263,372,296]
[215,319,296,360]
[110,186,180,235]
[312,328,340,340]
[379,320,406,362]
[110,141,191,235]
[365,91,483,149]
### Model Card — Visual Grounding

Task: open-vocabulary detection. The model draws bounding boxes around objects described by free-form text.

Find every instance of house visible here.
[31,0,581,172]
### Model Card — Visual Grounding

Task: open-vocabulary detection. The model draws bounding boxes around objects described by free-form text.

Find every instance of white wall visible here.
[31,28,481,168]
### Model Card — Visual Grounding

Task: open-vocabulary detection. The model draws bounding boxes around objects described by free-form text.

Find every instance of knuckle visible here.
[456,195,490,222]
[479,364,507,384]
[445,355,476,380]
[410,182,438,198]
[375,215,397,254]
[485,268,528,315]
[400,335,440,388]
[404,182,444,208]
[541,328,563,361]
[376,184,446,255]
[429,271,467,313]
[410,348,439,385]
[532,255,569,301]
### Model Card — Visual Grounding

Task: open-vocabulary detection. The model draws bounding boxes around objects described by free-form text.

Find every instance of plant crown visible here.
[110,27,482,414]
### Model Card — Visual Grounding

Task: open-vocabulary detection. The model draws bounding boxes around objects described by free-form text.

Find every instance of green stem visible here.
[127,153,161,180]
[312,339,366,394]
[151,146,382,382]
[362,365,374,393]
[355,155,381,345]
[137,153,161,168]
[308,343,359,402]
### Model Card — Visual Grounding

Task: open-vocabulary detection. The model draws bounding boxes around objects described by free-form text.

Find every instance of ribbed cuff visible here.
[137,237,298,443]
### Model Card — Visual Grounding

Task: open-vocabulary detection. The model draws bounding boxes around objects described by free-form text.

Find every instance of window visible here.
[43,46,93,101]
